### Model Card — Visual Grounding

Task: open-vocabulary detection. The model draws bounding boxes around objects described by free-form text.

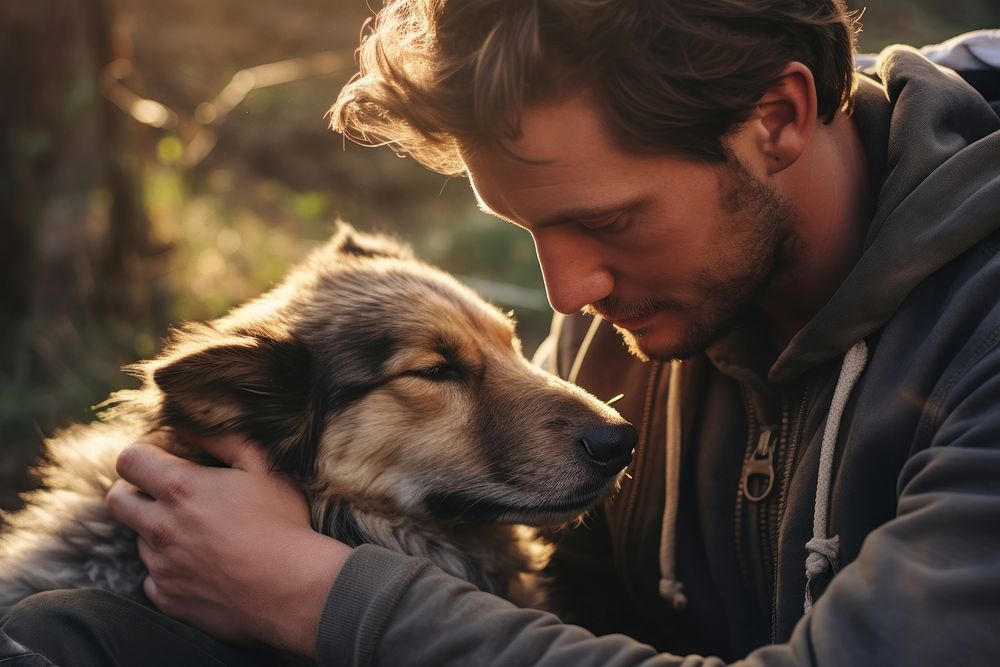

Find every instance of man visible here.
[3,2,999,665]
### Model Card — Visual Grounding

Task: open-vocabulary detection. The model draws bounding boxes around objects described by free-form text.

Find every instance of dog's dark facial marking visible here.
[328,330,399,386]
[398,336,480,385]
[316,326,402,412]
[431,337,482,382]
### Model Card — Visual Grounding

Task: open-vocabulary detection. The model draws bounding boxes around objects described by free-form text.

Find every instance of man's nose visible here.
[532,230,614,315]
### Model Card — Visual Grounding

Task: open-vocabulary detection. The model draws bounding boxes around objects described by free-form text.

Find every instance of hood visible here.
[769,46,1000,382]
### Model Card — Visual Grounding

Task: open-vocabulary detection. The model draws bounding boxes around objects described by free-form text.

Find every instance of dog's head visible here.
[142,224,635,526]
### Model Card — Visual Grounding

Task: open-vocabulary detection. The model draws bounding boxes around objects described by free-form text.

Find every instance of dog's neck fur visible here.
[311,497,546,605]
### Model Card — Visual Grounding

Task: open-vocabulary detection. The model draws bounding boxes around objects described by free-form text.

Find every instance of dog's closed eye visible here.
[404,363,464,382]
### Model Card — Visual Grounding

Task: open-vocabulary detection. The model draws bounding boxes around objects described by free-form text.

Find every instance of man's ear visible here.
[150,326,324,479]
[750,62,818,174]
[329,221,413,260]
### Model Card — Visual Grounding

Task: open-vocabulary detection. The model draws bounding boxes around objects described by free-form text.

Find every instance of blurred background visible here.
[1,0,998,506]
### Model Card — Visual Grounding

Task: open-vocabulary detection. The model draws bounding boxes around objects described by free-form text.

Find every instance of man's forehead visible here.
[463,143,585,224]
[460,97,616,217]
[462,93,610,166]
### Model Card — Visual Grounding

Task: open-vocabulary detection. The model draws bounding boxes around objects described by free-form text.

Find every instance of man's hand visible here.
[106,433,352,658]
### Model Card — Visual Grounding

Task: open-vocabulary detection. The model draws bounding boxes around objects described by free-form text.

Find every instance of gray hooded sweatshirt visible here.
[314,45,1000,666]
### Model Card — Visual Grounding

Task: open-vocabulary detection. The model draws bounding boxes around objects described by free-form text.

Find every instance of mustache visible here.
[584,295,685,322]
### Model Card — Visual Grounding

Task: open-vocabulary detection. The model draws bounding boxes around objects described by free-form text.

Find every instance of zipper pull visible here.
[742,428,776,502]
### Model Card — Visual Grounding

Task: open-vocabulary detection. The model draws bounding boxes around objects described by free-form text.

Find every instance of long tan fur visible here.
[0,224,633,612]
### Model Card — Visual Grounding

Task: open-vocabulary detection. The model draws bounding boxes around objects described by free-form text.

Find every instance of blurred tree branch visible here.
[101,49,353,167]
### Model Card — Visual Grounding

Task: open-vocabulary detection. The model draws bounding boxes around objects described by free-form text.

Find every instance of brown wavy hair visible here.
[329,0,860,175]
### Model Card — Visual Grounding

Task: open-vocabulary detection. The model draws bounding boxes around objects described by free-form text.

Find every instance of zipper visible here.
[754,408,784,619]
[765,399,790,566]
[736,383,797,634]
[741,428,776,502]
[769,386,810,641]
[733,382,759,587]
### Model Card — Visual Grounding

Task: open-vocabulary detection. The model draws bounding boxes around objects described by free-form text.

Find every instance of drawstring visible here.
[658,359,687,609]
[567,316,602,386]
[804,340,869,613]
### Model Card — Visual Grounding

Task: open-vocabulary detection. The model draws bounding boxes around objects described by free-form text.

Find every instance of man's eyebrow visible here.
[535,197,647,229]
[476,195,647,229]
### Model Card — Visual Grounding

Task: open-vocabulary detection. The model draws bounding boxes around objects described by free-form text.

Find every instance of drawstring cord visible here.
[658,359,687,609]
[804,340,869,613]
[567,316,602,386]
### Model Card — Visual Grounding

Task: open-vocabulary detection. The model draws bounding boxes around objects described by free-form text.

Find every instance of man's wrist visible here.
[271,531,353,658]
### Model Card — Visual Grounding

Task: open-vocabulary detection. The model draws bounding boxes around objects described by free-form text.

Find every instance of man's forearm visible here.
[319,545,699,667]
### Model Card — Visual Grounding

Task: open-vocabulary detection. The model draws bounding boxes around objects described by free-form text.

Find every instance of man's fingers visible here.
[143,574,166,611]
[115,442,199,502]
[137,534,154,565]
[178,429,271,474]
[106,478,166,542]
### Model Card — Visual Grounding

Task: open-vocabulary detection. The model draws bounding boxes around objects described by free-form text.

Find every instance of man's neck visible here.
[761,109,872,347]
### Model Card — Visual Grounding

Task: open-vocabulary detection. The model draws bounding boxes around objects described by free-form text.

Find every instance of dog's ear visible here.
[329,221,412,260]
[151,328,323,480]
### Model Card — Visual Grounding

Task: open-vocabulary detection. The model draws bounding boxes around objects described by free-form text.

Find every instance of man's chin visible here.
[615,325,681,362]
[594,308,683,362]
[613,319,727,362]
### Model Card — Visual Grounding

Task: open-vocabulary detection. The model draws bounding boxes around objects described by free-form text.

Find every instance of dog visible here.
[0,224,635,613]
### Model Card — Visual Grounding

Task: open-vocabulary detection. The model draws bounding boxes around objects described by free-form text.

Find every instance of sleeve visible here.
[317,544,706,667]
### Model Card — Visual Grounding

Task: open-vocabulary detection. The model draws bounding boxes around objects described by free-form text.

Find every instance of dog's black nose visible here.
[580,424,636,470]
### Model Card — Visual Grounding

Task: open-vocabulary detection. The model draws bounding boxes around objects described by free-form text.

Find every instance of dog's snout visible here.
[580,424,636,470]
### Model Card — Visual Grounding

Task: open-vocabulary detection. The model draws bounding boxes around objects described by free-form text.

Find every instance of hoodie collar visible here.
[768,46,1000,383]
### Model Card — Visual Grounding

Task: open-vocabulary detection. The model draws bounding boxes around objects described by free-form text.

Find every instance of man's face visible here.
[463,93,800,361]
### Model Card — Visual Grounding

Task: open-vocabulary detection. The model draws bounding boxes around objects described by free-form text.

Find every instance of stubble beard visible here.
[589,157,800,362]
